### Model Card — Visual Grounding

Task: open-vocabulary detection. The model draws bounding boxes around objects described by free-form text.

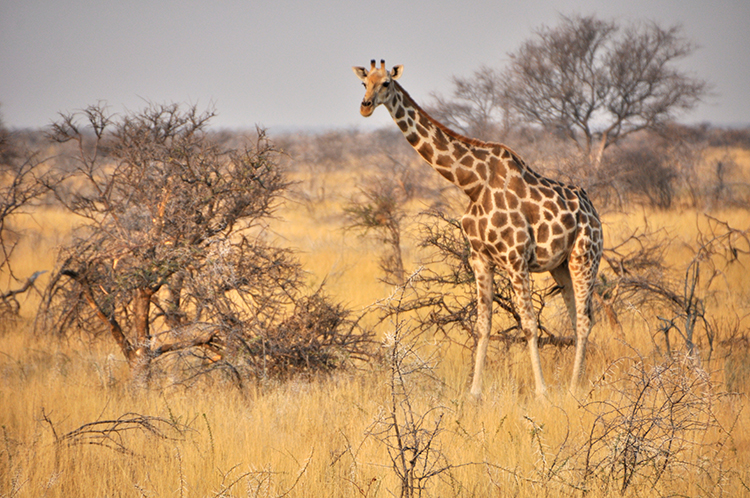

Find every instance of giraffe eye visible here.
[382,81,390,88]
[362,83,366,88]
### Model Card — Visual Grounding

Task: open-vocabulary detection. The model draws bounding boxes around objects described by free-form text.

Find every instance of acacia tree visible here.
[38,103,370,383]
[502,15,707,166]
[434,15,707,168]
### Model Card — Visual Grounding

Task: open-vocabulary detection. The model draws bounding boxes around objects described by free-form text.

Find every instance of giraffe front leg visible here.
[511,268,547,398]
[469,252,493,399]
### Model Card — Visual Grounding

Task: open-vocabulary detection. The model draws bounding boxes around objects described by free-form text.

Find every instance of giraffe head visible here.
[352,59,403,117]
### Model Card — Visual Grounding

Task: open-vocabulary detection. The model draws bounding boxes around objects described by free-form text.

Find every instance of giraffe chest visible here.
[461,188,579,272]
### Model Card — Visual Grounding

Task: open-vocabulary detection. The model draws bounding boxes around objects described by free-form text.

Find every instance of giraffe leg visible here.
[469,252,493,398]
[568,252,599,393]
[511,266,547,398]
[569,297,592,393]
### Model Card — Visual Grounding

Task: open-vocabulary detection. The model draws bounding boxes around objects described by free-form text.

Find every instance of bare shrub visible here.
[367,272,452,498]
[0,119,57,320]
[43,410,186,457]
[604,143,677,209]
[345,172,408,285]
[578,353,733,495]
[599,216,750,361]
[480,354,735,496]
[36,103,372,385]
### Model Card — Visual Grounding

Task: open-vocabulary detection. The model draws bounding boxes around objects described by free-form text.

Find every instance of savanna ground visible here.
[2,126,750,497]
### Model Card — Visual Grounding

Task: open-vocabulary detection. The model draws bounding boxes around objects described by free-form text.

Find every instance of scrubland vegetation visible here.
[2,111,750,497]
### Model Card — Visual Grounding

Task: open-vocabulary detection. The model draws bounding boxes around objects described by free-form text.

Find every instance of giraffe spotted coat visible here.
[354,60,602,398]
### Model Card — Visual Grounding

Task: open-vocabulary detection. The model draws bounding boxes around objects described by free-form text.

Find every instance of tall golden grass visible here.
[2,147,750,496]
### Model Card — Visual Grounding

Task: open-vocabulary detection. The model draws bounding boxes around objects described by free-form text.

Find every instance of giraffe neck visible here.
[384,82,509,201]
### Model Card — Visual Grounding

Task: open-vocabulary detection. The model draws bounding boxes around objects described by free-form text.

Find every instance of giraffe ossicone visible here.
[353,60,603,398]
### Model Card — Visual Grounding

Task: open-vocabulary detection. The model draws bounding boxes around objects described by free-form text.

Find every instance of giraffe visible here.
[353,60,603,398]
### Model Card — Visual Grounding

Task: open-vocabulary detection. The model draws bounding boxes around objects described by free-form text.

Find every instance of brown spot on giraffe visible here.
[489,170,504,189]
[521,201,541,225]
[465,184,483,202]
[509,211,524,228]
[437,169,455,183]
[435,154,452,168]
[452,143,468,160]
[473,148,489,161]
[491,211,508,228]
[418,142,434,162]
[494,191,506,210]
[505,191,519,210]
[506,158,523,174]
[475,162,488,181]
[481,190,493,213]
[456,167,479,186]
[523,171,540,186]
[508,175,527,199]
[537,223,550,244]
[560,212,576,230]
[461,217,476,236]
[500,226,515,241]
[434,128,450,151]
[478,217,488,234]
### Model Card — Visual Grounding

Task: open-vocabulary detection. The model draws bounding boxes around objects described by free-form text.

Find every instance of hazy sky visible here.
[1,0,748,132]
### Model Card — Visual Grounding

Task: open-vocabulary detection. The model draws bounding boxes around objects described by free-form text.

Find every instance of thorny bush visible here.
[36,103,372,385]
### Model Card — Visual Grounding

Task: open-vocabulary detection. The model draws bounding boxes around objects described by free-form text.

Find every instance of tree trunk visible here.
[131,287,154,384]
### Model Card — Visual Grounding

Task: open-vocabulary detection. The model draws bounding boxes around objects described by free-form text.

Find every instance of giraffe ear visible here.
[390,65,404,80]
[352,66,368,81]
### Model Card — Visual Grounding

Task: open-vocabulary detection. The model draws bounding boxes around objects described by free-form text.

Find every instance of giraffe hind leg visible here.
[567,253,598,393]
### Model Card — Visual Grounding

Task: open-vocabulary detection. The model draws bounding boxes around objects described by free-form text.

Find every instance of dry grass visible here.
[2,146,750,497]
[2,319,748,497]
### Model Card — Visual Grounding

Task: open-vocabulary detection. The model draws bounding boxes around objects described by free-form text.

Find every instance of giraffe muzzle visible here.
[360,100,374,117]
